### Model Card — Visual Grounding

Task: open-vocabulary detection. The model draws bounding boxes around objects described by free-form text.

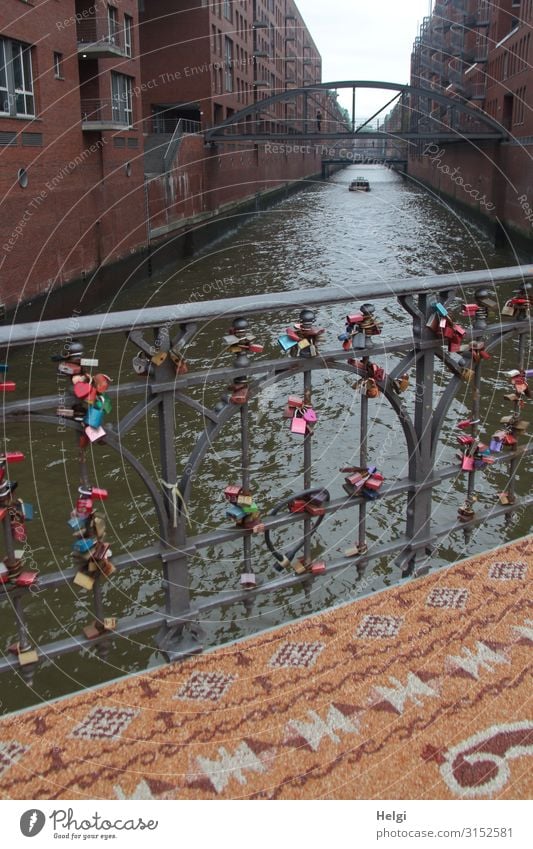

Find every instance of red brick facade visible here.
[408,0,533,245]
[0,0,146,308]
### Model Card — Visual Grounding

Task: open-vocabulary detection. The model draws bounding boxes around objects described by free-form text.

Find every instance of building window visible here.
[108,5,119,44]
[0,37,35,117]
[225,36,233,91]
[223,0,233,22]
[111,72,132,125]
[53,51,63,79]
[124,15,133,57]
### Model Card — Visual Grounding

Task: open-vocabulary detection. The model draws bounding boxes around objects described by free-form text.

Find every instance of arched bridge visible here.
[205,80,506,145]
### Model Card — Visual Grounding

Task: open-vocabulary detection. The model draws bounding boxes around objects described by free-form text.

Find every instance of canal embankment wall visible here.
[408,141,533,255]
[7,135,344,322]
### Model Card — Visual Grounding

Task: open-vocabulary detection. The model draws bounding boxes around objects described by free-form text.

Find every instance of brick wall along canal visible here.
[2,164,531,712]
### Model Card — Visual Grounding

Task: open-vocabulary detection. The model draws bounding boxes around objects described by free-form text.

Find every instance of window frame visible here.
[124,14,133,57]
[0,37,35,118]
[224,36,233,92]
[53,51,64,79]
[111,71,133,126]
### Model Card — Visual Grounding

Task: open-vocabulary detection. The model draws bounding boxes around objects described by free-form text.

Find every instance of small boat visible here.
[349,177,370,192]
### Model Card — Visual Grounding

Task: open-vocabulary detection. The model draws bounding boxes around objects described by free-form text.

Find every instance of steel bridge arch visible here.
[205,80,506,142]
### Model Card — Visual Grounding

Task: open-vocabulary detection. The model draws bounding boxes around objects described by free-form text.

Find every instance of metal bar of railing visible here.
[1,266,532,347]
[0,492,530,676]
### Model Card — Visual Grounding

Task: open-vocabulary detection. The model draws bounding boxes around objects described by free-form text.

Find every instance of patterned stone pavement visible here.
[0,536,531,800]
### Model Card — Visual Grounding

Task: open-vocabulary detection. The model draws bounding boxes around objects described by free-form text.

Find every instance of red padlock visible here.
[15,571,38,588]
[289,498,307,513]
[0,382,16,392]
[1,452,24,463]
[76,497,93,517]
[93,373,112,393]
[90,487,108,501]
[310,561,326,575]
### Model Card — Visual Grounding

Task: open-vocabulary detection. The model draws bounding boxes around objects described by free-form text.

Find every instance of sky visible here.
[296,0,433,118]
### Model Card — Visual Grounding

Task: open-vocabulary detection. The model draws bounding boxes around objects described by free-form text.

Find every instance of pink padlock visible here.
[461,304,479,316]
[291,415,307,435]
[303,407,317,423]
[462,455,475,471]
[85,425,106,442]
[12,523,27,542]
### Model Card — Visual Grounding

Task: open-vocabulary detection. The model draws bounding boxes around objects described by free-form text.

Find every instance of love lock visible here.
[263,488,330,573]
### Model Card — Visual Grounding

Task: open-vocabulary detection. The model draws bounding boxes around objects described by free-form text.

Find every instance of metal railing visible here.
[162,118,202,172]
[80,98,132,127]
[76,17,126,54]
[0,266,531,682]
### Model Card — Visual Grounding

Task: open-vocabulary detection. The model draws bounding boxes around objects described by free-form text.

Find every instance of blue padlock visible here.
[490,438,503,452]
[20,501,33,520]
[84,406,104,428]
[226,504,246,521]
[361,488,380,500]
[278,334,298,352]
[0,364,8,372]
[73,537,96,553]
[434,303,448,317]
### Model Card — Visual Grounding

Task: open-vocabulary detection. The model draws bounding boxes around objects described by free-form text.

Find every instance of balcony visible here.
[450,25,465,51]
[81,98,131,131]
[473,39,489,63]
[76,17,127,59]
[465,80,487,100]
[466,1,491,27]
[448,65,463,86]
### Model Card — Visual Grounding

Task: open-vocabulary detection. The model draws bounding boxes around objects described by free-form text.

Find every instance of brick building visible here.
[0,0,337,309]
[138,0,322,132]
[0,0,147,308]
[408,0,533,245]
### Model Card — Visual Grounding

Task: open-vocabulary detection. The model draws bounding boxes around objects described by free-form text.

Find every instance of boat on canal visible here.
[349,177,371,192]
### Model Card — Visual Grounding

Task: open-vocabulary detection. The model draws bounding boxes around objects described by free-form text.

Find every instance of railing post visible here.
[404,293,435,575]
[152,329,196,659]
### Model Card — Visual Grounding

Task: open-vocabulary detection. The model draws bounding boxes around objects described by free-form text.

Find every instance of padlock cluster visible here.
[501,282,532,319]
[288,490,328,517]
[350,359,384,398]
[224,485,264,532]
[427,302,466,353]
[278,308,325,356]
[132,342,188,376]
[456,422,494,473]
[341,465,384,499]
[53,341,112,445]
[223,317,262,405]
[283,395,317,435]
[339,304,382,352]
[464,340,491,365]
[460,288,497,329]
[224,318,264,356]
[0,451,38,588]
[70,485,116,596]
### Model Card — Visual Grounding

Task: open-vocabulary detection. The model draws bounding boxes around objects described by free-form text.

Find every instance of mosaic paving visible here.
[0,536,531,800]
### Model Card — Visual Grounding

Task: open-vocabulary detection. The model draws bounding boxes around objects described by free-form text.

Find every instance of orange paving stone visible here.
[0,536,531,800]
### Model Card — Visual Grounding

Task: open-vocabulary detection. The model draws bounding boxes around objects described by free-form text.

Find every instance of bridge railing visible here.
[0,266,531,683]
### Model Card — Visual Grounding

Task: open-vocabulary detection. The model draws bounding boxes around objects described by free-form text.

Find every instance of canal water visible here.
[2,164,531,712]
